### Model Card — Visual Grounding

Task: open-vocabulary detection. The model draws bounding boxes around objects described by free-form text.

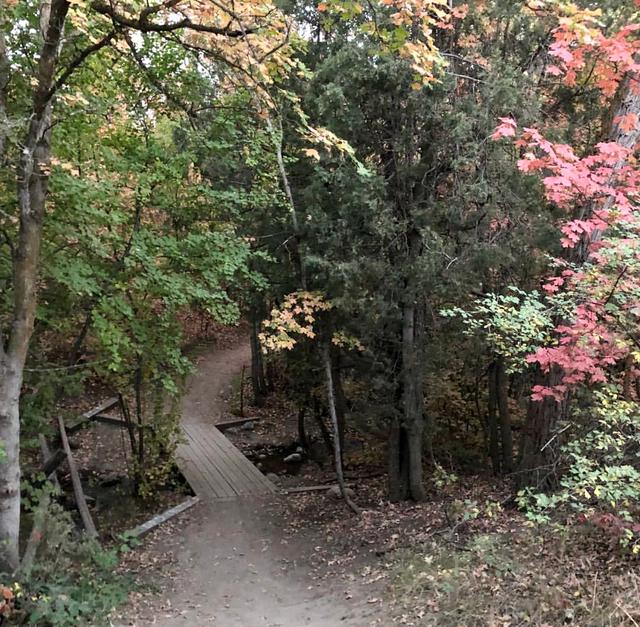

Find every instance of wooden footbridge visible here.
[176,419,276,501]
[37,378,274,544]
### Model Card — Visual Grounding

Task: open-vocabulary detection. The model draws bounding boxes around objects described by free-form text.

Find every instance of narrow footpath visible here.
[125,340,380,626]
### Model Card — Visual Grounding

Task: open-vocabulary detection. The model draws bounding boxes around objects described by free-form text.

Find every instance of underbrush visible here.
[1,500,133,626]
[390,526,640,626]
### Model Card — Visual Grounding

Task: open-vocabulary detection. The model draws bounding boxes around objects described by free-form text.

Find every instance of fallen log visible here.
[215,416,260,432]
[126,496,200,538]
[93,414,128,428]
[66,397,120,435]
[282,482,354,494]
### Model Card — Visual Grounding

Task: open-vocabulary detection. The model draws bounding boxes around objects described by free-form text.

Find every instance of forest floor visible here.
[114,332,640,626]
[115,337,386,626]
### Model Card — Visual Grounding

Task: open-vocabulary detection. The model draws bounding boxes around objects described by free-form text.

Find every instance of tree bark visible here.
[323,346,359,515]
[134,365,144,494]
[389,295,426,501]
[487,362,501,475]
[516,367,565,490]
[331,351,347,452]
[402,298,426,501]
[297,406,308,448]
[388,414,409,501]
[0,0,8,164]
[388,224,427,502]
[311,398,333,457]
[0,375,21,572]
[0,0,70,573]
[249,305,267,407]
[495,357,514,474]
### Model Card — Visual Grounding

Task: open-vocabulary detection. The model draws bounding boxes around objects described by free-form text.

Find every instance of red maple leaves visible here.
[492,13,640,402]
[548,16,640,98]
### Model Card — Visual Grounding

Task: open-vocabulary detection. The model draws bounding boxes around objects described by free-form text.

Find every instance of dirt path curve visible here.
[132,339,379,627]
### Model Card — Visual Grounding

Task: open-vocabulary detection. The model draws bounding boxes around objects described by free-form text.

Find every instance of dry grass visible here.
[389,527,640,626]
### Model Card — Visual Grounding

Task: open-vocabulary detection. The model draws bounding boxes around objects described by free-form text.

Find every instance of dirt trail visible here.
[131,340,379,627]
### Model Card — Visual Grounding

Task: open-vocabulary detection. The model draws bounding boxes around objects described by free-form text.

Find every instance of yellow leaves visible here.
[60,91,90,107]
[139,0,298,109]
[259,292,366,355]
[331,331,364,352]
[68,5,100,41]
[302,148,321,161]
[259,291,332,352]
[50,157,80,176]
[523,0,603,44]
[382,0,450,86]
[318,1,449,85]
[303,125,356,158]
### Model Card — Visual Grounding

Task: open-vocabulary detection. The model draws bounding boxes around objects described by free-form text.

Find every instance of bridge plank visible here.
[187,424,264,494]
[179,429,238,498]
[176,420,274,501]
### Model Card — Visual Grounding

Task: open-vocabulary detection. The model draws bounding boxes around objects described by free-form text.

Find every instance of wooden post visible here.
[57,416,98,538]
[119,394,138,459]
[239,365,246,417]
[39,435,61,490]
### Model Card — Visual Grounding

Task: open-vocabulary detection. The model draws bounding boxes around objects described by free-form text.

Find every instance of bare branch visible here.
[139,0,181,22]
[122,31,197,124]
[90,0,255,36]
[45,30,118,103]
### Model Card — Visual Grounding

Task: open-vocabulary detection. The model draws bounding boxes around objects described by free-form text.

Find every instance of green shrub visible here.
[518,387,640,553]
[2,496,132,626]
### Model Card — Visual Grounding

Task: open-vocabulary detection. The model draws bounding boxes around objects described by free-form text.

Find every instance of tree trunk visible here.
[403,292,426,501]
[0,0,69,573]
[323,346,359,515]
[474,368,489,462]
[516,367,564,490]
[249,305,267,407]
[311,398,333,457]
[487,362,501,475]
[0,374,21,572]
[389,292,426,502]
[119,394,138,461]
[495,357,514,474]
[0,0,8,164]
[265,359,276,393]
[331,351,347,452]
[388,414,409,502]
[387,220,427,502]
[68,307,93,365]
[297,406,308,448]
